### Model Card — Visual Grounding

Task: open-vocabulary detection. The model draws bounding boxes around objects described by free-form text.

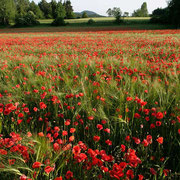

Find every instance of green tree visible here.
[132,2,149,17]
[106,8,113,17]
[38,0,52,19]
[141,2,148,17]
[63,0,74,19]
[29,1,44,19]
[82,12,88,18]
[123,12,129,17]
[150,0,180,27]
[51,0,57,19]
[150,8,169,24]
[106,7,122,23]
[0,0,16,25]
[52,1,66,26]
[15,11,40,27]
[56,1,66,18]
[168,0,180,27]
[15,0,30,17]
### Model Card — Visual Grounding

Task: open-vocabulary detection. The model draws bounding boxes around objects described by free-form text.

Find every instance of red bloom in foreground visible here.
[53,143,60,152]
[138,174,144,180]
[38,132,44,137]
[93,136,100,142]
[54,177,63,180]
[120,144,126,152]
[156,137,163,144]
[39,102,47,109]
[156,112,163,119]
[88,116,94,120]
[163,169,169,176]
[150,168,157,175]
[0,149,8,155]
[65,171,73,179]
[126,169,134,179]
[32,162,42,169]
[72,145,81,156]
[20,174,27,180]
[44,166,54,174]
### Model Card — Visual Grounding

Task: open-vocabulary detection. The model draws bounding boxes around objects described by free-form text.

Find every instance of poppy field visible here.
[0,29,180,180]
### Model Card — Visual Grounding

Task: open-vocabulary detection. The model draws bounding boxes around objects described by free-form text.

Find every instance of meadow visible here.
[0,28,179,179]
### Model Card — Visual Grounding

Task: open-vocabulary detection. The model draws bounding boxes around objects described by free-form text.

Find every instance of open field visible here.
[0,17,173,33]
[39,17,151,25]
[0,29,180,179]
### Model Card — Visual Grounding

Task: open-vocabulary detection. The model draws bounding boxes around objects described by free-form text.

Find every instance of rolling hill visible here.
[75,10,104,18]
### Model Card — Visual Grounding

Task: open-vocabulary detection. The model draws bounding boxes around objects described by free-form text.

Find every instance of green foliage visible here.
[15,11,40,27]
[82,12,88,18]
[29,1,44,19]
[150,8,169,24]
[52,1,66,26]
[0,0,16,25]
[123,12,129,17]
[132,2,149,17]
[168,0,180,27]
[51,0,57,19]
[63,0,74,19]
[150,0,180,27]
[51,17,66,26]
[0,134,69,179]
[106,8,113,17]
[56,1,66,19]
[15,0,30,17]
[38,0,52,19]
[106,7,122,24]
[87,18,95,24]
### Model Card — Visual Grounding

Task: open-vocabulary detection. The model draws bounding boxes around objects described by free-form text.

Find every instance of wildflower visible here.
[38,132,44,137]
[156,137,163,144]
[0,149,7,155]
[32,162,42,169]
[44,166,54,174]
[156,112,163,119]
[65,171,73,179]
[93,136,100,142]
[150,168,157,175]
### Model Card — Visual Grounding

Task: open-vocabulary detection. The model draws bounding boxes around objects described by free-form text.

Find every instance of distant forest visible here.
[0,0,179,27]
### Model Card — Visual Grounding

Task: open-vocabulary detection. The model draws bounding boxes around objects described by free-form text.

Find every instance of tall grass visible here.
[0,29,179,179]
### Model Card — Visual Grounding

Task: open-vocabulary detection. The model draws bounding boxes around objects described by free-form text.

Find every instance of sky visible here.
[33,0,168,16]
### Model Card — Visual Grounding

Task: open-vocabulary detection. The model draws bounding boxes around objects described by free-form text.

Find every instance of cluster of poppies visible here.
[0,29,179,179]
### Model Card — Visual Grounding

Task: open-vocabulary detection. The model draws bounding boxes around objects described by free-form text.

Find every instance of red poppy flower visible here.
[150,168,157,175]
[69,136,75,142]
[0,149,7,155]
[32,162,42,169]
[62,131,68,136]
[54,177,63,180]
[65,170,73,179]
[156,112,163,119]
[70,128,76,133]
[38,132,44,137]
[93,136,100,142]
[39,102,47,109]
[44,166,54,174]
[88,116,94,120]
[156,137,163,144]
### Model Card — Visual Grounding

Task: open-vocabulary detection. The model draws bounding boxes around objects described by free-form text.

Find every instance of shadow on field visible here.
[0,24,174,34]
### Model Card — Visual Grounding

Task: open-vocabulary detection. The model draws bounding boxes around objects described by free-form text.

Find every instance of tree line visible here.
[107,2,149,18]
[0,0,179,27]
[151,0,180,27]
[107,1,180,27]
[106,2,149,24]
[0,0,74,26]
